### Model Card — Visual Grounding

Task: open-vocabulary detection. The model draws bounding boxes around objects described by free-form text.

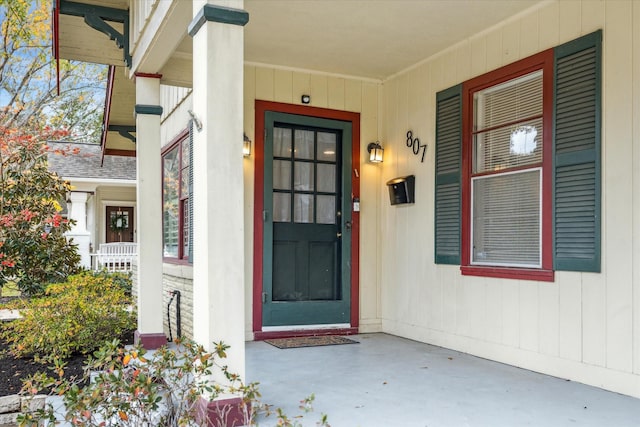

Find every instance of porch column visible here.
[67,191,90,268]
[134,74,166,349]
[189,1,248,425]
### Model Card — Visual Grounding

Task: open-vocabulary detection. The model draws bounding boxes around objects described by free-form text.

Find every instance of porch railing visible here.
[90,242,137,272]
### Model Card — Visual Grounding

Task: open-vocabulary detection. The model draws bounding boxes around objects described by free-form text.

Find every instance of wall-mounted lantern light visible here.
[367,141,384,163]
[243,133,252,157]
[301,94,311,104]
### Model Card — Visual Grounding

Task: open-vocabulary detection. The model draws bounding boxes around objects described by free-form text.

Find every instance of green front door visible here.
[263,112,352,327]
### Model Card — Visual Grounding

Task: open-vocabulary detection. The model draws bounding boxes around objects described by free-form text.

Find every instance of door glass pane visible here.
[274,127,292,157]
[317,164,335,193]
[294,161,314,191]
[273,193,291,222]
[317,132,336,161]
[294,130,314,159]
[273,160,291,190]
[317,195,335,224]
[294,194,314,223]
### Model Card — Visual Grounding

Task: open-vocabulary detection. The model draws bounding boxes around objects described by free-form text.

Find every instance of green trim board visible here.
[60,0,131,67]
[187,121,194,264]
[552,30,602,272]
[188,4,249,37]
[262,112,352,326]
[434,84,462,265]
[135,104,163,116]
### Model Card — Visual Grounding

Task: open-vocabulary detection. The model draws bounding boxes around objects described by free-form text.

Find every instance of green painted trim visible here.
[108,125,136,143]
[60,0,131,67]
[436,84,463,103]
[188,122,194,264]
[60,0,127,22]
[552,30,602,273]
[262,112,352,326]
[188,4,249,37]
[555,29,602,59]
[135,104,163,116]
[434,83,462,265]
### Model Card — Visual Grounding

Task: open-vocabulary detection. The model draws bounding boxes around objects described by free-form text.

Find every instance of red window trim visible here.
[162,128,191,262]
[461,49,554,282]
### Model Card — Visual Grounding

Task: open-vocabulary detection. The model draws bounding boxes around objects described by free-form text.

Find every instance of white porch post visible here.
[189,1,248,424]
[67,191,90,268]
[134,75,166,349]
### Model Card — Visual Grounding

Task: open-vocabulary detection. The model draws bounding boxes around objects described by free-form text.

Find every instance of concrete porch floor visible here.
[246,333,640,427]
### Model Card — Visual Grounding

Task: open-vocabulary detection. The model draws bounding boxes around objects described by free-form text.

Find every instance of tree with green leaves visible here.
[0,125,81,295]
[0,0,107,142]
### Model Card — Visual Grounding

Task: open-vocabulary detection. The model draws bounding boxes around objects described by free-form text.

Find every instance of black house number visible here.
[406,130,427,163]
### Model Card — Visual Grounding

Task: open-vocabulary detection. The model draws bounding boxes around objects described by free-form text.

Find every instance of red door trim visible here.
[252,100,361,335]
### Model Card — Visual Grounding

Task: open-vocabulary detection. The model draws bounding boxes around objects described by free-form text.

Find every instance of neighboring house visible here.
[54,0,640,420]
[47,141,136,268]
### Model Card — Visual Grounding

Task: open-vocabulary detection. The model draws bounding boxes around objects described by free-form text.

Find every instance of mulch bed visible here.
[0,331,135,397]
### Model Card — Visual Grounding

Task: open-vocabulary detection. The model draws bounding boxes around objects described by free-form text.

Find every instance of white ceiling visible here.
[243,0,541,80]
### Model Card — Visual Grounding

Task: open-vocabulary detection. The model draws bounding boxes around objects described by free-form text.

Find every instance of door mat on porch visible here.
[264,336,359,349]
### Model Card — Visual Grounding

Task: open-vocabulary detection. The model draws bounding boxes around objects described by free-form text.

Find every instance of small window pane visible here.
[317,132,336,161]
[317,195,335,224]
[473,118,542,173]
[317,164,336,193]
[472,169,541,267]
[182,140,190,168]
[181,167,189,197]
[474,70,542,131]
[294,130,314,159]
[274,127,292,157]
[273,160,291,190]
[273,193,291,222]
[294,161,314,191]
[294,194,314,223]
[163,147,179,257]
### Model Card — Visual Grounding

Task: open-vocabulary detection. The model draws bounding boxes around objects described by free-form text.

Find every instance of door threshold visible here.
[254,325,358,341]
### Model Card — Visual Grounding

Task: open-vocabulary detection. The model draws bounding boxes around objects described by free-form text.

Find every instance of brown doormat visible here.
[264,335,359,349]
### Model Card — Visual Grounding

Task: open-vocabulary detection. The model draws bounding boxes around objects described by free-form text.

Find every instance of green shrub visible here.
[0,271,135,361]
[19,339,329,427]
[89,269,132,296]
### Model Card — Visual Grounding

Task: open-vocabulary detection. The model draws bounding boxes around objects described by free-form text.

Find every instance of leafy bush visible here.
[19,339,329,427]
[0,271,135,361]
[0,126,81,295]
[89,269,132,296]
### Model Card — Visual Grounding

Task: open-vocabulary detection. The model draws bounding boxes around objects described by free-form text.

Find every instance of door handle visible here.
[344,221,352,230]
[337,232,342,238]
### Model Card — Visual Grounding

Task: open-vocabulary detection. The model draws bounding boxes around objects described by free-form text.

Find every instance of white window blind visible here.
[472,169,541,267]
[473,71,543,173]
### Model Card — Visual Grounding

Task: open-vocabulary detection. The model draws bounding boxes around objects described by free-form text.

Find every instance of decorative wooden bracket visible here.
[108,125,136,143]
[60,0,131,67]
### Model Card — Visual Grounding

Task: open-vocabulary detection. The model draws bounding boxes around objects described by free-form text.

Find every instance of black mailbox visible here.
[386,175,415,205]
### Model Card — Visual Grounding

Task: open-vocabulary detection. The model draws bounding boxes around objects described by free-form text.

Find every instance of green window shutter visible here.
[553,30,602,272]
[435,84,463,264]
[188,121,194,264]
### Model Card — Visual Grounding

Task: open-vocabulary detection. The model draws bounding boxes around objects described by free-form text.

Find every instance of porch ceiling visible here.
[56,0,541,153]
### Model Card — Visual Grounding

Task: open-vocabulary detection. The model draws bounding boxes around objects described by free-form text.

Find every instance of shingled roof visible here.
[47,141,136,181]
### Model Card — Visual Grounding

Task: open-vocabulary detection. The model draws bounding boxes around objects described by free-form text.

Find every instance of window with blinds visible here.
[471,70,543,267]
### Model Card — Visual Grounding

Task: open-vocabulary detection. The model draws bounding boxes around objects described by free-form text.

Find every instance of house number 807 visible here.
[406,130,427,163]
